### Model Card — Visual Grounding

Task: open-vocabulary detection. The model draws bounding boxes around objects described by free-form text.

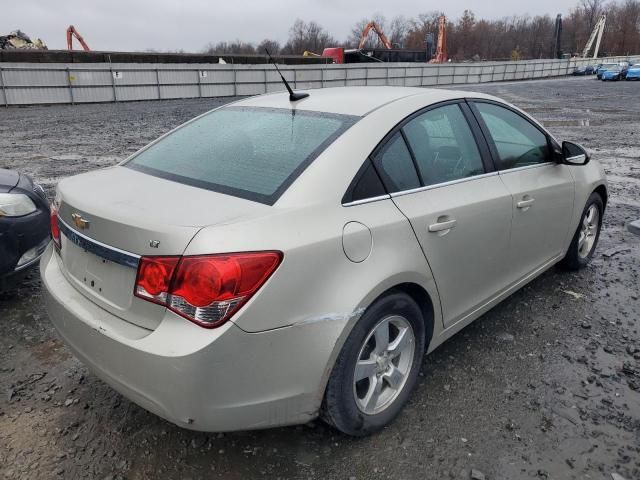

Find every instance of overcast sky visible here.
[4,0,579,52]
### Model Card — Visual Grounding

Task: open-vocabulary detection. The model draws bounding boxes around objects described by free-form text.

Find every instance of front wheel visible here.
[560,192,604,270]
[321,292,425,436]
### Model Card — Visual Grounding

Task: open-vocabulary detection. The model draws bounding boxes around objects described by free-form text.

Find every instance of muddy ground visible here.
[0,76,638,480]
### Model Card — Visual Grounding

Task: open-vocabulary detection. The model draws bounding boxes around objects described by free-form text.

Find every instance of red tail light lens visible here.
[134,252,282,328]
[135,257,180,303]
[50,205,61,249]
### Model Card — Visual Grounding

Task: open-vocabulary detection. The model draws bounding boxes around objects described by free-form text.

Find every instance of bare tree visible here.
[202,40,256,54]
[581,0,607,29]
[257,39,281,55]
[281,19,337,54]
[404,12,442,49]
[453,10,477,58]
[388,16,411,47]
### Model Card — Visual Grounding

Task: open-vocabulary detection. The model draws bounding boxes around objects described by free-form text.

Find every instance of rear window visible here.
[126,106,358,204]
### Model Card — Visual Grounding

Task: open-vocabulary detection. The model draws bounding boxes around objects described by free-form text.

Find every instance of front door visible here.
[471,101,574,281]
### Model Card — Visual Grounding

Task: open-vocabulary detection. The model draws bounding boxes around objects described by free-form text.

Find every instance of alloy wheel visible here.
[353,315,416,415]
[578,204,600,258]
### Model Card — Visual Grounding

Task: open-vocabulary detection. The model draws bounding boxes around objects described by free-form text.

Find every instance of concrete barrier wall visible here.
[0,56,636,106]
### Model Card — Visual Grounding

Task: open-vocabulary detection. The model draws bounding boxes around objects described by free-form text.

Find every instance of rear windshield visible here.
[126,106,358,204]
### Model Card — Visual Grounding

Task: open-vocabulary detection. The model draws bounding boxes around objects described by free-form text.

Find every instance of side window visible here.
[345,161,387,203]
[371,133,420,193]
[475,102,551,170]
[403,104,485,186]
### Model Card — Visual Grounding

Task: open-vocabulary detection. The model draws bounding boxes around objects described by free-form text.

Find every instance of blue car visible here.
[601,65,627,81]
[596,63,617,79]
[626,64,640,80]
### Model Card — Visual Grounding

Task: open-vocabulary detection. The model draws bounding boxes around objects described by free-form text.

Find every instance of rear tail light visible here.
[50,204,61,249]
[135,257,180,304]
[134,252,282,328]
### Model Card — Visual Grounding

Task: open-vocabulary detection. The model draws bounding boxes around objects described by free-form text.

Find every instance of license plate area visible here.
[59,223,139,310]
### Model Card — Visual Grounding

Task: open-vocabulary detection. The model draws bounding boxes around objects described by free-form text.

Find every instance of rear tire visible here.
[321,292,425,436]
[560,192,604,270]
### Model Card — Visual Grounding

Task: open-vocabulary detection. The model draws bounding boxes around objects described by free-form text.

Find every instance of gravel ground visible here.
[0,76,639,480]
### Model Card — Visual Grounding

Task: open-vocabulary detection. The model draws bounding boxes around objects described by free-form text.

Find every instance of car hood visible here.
[0,168,20,192]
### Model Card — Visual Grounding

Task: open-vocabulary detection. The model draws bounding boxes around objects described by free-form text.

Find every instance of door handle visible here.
[428,218,457,233]
[517,197,535,209]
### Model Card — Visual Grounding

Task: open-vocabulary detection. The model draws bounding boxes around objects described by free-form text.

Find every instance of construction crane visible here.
[429,15,448,63]
[66,25,90,52]
[553,14,563,59]
[581,15,606,58]
[358,22,392,50]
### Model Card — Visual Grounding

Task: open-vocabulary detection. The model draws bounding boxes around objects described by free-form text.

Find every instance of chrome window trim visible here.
[342,194,391,207]
[497,162,556,174]
[389,171,500,198]
[342,160,553,204]
[58,218,140,269]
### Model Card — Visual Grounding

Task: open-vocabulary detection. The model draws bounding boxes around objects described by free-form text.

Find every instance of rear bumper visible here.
[40,245,340,431]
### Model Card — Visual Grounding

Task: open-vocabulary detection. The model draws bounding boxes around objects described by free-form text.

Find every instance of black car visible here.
[0,169,50,291]
[573,65,596,75]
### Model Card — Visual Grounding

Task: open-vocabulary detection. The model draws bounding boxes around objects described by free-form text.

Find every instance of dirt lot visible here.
[1,76,639,480]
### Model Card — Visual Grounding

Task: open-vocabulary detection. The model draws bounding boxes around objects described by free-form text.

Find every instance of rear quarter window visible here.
[126,106,358,205]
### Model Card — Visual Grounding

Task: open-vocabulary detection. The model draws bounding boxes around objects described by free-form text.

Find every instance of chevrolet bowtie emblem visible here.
[71,213,90,230]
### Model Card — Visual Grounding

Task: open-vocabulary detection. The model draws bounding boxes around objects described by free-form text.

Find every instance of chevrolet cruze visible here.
[42,86,607,436]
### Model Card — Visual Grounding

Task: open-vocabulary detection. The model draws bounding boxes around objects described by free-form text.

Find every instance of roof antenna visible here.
[264,48,309,102]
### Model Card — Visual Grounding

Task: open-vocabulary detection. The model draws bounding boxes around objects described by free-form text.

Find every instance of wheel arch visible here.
[593,183,608,209]
[316,280,438,423]
[388,282,435,349]
[317,278,438,403]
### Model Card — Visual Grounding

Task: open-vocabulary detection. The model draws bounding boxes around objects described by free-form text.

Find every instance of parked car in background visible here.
[601,65,627,81]
[596,63,617,79]
[42,86,608,436]
[625,64,640,80]
[573,65,596,75]
[1,169,50,291]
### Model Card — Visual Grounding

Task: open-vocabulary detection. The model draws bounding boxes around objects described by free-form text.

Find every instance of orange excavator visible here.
[66,25,90,51]
[429,16,448,63]
[358,21,393,50]
[321,18,434,64]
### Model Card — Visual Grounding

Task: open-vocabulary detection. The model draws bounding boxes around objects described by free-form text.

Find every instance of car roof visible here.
[234,86,487,117]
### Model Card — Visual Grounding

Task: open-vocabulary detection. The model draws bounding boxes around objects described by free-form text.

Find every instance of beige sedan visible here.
[42,86,607,436]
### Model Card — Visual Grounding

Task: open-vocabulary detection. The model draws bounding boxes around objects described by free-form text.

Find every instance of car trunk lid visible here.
[56,166,269,330]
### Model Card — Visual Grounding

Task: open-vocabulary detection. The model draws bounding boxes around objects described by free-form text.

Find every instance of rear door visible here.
[469,100,574,281]
[372,101,514,327]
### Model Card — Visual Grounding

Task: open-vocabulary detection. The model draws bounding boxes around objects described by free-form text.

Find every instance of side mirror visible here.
[562,141,590,166]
